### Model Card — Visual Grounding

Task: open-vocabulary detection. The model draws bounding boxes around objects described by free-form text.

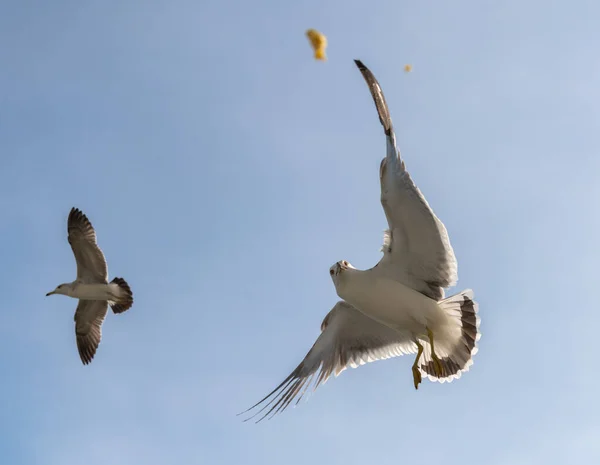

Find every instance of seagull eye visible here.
[330,269,335,276]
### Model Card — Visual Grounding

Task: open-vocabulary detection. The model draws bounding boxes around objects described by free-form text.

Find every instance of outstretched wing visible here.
[240,301,416,423]
[74,300,108,365]
[68,208,108,284]
[354,60,458,301]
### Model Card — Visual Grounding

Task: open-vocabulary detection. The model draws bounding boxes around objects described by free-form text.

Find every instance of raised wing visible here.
[354,60,458,301]
[74,300,108,365]
[240,301,416,423]
[68,208,108,284]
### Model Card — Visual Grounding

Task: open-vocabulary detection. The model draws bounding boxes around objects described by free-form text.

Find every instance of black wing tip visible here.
[78,346,95,365]
[68,207,95,233]
[353,59,394,136]
[68,207,80,220]
[354,59,365,69]
[69,207,86,218]
[236,404,273,423]
[76,331,99,365]
[68,207,88,223]
[237,369,305,423]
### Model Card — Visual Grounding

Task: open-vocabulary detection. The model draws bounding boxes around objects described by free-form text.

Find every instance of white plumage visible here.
[241,60,480,423]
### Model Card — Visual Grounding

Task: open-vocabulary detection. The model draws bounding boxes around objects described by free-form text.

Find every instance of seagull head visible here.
[46,283,71,297]
[329,260,354,284]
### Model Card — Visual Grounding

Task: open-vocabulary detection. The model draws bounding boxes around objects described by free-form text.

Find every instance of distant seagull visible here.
[46,208,133,365]
[241,60,480,422]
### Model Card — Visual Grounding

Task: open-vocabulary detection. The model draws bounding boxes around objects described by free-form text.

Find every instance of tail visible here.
[109,277,133,314]
[420,290,480,383]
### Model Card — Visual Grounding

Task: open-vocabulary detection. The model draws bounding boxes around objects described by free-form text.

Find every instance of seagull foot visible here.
[412,339,424,390]
[426,327,445,378]
[412,365,422,390]
[432,353,444,378]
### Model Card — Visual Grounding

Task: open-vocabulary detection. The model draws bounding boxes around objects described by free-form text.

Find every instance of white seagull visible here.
[46,207,134,365]
[241,60,480,422]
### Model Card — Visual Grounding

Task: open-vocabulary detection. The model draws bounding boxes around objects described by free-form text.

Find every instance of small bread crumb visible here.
[404,64,413,72]
[306,29,327,61]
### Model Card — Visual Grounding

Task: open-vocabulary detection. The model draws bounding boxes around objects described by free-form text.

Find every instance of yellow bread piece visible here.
[306,29,327,61]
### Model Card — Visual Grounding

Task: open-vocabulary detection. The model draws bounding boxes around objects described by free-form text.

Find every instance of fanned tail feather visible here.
[420,289,480,382]
[109,277,133,314]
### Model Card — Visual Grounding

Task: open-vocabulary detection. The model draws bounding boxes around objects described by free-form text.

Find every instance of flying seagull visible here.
[46,208,133,365]
[241,60,480,422]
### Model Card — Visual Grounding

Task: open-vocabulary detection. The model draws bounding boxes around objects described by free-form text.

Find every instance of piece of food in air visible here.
[404,64,413,72]
[306,29,327,61]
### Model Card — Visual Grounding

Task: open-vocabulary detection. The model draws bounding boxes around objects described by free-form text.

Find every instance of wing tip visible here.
[76,338,97,365]
[68,207,81,222]
[68,207,92,228]
[353,59,394,136]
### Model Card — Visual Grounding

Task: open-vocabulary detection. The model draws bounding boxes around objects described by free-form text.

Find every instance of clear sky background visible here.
[2,1,600,464]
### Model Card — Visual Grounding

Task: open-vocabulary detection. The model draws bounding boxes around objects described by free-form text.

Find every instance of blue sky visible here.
[1,0,600,463]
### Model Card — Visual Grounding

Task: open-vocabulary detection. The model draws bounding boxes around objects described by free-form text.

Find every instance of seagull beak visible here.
[46,291,55,296]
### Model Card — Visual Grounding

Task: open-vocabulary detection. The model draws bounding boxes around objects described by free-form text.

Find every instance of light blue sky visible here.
[2,0,600,464]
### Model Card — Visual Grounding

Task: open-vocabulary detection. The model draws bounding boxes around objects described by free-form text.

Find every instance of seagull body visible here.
[46,208,133,365]
[242,60,480,422]
[49,282,127,301]
[331,264,448,336]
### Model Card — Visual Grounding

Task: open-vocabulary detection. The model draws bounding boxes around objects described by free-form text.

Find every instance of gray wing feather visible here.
[74,300,108,365]
[240,301,416,423]
[354,60,458,300]
[68,208,108,284]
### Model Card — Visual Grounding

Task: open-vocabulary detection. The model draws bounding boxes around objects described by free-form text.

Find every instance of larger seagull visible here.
[241,60,480,422]
[46,208,134,365]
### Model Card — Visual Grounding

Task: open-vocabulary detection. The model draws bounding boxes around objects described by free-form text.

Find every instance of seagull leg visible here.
[427,327,444,378]
[412,340,424,390]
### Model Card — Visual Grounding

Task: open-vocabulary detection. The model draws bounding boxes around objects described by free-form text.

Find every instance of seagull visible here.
[241,60,480,422]
[46,208,133,365]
